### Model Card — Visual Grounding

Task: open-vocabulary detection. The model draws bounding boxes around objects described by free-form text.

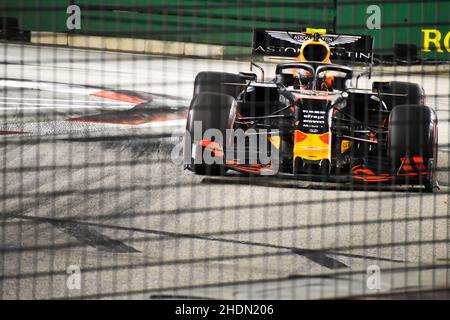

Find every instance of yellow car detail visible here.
[341,140,351,154]
[293,130,331,161]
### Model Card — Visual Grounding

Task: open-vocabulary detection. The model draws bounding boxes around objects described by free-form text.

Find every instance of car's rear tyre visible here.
[193,71,245,99]
[388,104,438,191]
[373,81,425,110]
[185,92,236,175]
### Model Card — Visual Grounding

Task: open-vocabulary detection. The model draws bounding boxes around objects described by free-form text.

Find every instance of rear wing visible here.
[252,28,374,65]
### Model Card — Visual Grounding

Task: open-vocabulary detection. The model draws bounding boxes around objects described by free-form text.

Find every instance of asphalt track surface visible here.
[1,43,449,299]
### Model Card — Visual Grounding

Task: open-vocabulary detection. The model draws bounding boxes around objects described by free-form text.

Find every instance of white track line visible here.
[132,119,186,128]
[0,102,132,110]
[0,97,133,105]
[0,80,100,95]
[0,107,128,110]
[0,119,186,136]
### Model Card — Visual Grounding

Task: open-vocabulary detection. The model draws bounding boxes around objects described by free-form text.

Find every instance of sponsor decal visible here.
[252,29,374,64]
[422,29,450,53]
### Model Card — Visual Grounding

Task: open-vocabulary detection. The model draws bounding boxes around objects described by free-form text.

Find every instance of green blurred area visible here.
[3,0,450,59]
[3,0,335,46]
[337,0,450,60]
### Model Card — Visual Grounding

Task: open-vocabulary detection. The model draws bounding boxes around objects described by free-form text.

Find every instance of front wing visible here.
[197,139,435,188]
[223,158,432,186]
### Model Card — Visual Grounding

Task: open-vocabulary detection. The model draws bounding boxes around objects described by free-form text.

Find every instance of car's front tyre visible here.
[185,92,237,175]
[388,104,438,191]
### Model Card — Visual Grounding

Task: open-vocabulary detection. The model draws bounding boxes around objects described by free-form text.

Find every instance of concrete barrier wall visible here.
[30,31,226,58]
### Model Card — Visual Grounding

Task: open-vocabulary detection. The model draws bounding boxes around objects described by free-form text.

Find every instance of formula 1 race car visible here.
[184,28,439,191]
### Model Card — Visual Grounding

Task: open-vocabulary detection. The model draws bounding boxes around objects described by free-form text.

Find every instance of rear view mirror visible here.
[239,72,257,82]
[372,81,391,91]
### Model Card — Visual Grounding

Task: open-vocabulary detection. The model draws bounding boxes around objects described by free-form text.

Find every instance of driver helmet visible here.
[293,35,334,91]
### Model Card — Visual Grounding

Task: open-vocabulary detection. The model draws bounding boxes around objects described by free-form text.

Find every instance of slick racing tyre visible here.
[388,104,438,191]
[193,71,245,99]
[372,81,425,110]
[185,92,236,175]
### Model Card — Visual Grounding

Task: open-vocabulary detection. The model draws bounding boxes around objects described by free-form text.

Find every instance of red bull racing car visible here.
[184,28,439,192]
